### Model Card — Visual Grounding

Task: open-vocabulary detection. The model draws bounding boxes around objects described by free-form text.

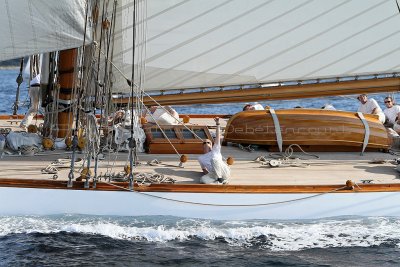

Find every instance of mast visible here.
[58,49,78,138]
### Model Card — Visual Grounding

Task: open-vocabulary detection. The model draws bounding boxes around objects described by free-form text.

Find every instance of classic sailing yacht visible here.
[0,0,400,220]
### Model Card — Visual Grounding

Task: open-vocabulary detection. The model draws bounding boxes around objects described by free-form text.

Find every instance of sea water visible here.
[1,215,400,266]
[1,68,400,266]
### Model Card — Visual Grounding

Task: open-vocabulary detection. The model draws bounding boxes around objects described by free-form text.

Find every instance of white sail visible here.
[111,0,400,92]
[0,0,90,61]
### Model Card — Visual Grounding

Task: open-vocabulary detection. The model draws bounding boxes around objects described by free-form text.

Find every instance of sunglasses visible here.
[385,101,392,103]
[203,141,211,144]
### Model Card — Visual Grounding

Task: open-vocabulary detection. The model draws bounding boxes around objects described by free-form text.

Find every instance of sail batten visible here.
[109,0,400,93]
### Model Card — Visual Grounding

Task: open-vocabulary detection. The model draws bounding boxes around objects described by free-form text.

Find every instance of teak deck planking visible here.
[0,115,400,194]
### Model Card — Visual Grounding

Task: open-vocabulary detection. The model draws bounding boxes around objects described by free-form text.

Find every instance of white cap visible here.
[30,74,41,86]
[322,104,336,110]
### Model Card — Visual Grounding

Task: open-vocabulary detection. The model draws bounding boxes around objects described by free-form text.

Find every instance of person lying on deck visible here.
[357,94,385,123]
[321,104,336,110]
[243,103,264,111]
[198,117,230,184]
[143,106,179,125]
[383,96,400,133]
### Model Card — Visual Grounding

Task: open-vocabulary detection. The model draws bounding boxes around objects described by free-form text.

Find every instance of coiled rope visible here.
[135,173,176,184]
[99,172,175,187]
[19,145,40,156]
[269,144,320,160]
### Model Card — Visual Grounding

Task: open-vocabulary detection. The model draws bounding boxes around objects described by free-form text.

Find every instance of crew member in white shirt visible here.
[357,94,385,124]
[243,103,264,111]
[383,96,400,132]
[198,117,230,184]
[144,105,180,125]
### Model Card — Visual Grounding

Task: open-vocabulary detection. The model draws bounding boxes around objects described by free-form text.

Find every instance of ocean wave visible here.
[0,216,399,251]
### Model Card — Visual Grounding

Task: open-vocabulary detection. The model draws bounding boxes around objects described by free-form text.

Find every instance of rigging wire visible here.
[68,0,90,187]
[93,0,117,186]
[136,0,148,165]
[128,0,138,189]
[104,0,120,180]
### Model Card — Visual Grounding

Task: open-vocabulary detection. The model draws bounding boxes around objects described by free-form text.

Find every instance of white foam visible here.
[1,216,400,251]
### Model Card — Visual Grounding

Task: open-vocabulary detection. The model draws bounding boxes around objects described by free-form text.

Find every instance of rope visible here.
[100,179,134,191]
[238,144,256,152]
[41,165,58,174]
[147,159,161,166]
[1,151,76,158]
[67,0,91,185]
[98,172,175,185]
[99,184,352,207]
[135,173,176,184]
[19,145,40,156]
[52,158,83,168]
[41,101,78,115]
[42,157,84,175]
[94,0,118,185]
[389,149,400,156]
[269,144,320,160]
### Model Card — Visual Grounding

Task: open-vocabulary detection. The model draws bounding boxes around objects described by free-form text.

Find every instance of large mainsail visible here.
[111,0,400,95]
[0,0,89,61]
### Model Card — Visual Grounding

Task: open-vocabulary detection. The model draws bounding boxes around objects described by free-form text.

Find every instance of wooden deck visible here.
[0,116,399,188]
[0,141,398,186]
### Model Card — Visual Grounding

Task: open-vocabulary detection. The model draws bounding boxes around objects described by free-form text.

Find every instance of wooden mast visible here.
[58,49,78,138]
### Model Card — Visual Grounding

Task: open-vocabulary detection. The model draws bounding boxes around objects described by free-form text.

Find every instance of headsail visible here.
[0,0,90,61]
[111,0,400,94]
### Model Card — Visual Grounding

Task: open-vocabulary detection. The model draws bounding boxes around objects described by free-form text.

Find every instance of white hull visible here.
[1,187,400,220]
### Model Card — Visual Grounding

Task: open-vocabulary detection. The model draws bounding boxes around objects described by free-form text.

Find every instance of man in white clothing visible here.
[383,96,400,132]
[243,103,264,111]
[321,104,336,110]
[357,94,385,123]
[198,117,230,184]
[144,105,179,125]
